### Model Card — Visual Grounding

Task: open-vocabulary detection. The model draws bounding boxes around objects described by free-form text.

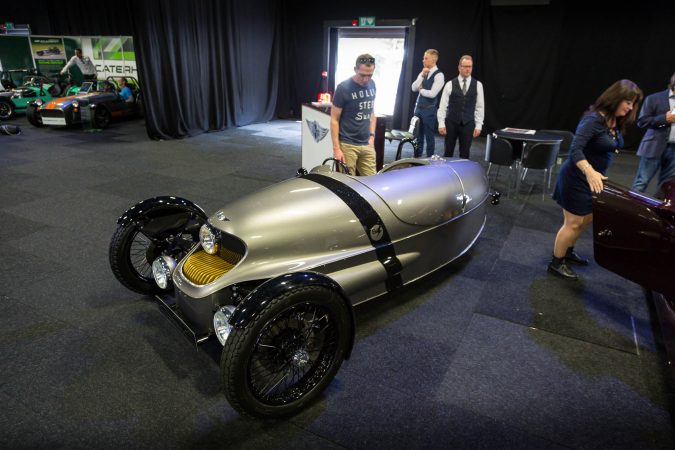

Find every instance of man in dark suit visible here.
[631,72,675,193]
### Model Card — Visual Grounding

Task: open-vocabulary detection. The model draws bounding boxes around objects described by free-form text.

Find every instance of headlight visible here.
[72,100,79,108]
[199,224,220,254]
[35,99,44,106]
[151,256,176,289]
[213,305,235,345]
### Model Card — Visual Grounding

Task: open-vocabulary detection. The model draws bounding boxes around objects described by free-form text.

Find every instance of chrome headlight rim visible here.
[199,223,220,255]
[151,255,177,289]
[213,305,236,345]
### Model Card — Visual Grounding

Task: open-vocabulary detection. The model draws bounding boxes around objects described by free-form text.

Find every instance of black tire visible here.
[93,107,111,129]
[0,99,14,120]
[136,92,144,118]
[26,104,43,127]
[222,285,350,418]
[109,216,202,295]
[47,84,62,96]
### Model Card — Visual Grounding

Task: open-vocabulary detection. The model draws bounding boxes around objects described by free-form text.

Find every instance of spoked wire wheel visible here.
[109,220,200,295]
[128,230,155,281]
[222,285,350,418]
[248,302,338,405]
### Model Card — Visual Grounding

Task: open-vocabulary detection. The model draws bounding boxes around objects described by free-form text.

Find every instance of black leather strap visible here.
[304,173,403,291]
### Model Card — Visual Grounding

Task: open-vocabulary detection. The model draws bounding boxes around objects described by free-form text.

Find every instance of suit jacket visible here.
[636,89,673,158]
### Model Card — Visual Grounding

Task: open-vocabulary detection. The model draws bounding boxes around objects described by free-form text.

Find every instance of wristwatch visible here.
[369,132,375,137]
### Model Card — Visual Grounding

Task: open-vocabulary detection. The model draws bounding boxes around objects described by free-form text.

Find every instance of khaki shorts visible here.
[340,142,376,176]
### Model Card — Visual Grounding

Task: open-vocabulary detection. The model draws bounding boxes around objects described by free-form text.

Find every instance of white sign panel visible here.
[301,104,333,170]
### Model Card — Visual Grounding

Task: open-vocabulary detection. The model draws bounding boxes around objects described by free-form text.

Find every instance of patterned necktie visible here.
[462,78,467,95]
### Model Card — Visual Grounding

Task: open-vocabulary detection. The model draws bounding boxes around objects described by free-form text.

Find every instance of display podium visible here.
[301,103,333,170]
[301,102,386,172]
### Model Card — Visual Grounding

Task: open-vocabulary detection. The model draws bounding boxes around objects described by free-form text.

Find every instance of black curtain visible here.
[132,0,281,139]
[45,3,134,36]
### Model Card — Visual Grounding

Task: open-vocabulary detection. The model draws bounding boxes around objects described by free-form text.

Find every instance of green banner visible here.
[0,36,35,71]
[0,35,137,83]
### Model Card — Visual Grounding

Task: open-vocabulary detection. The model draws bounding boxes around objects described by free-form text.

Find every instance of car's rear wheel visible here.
[26,104,43,127]
[93,107,111,129]
[222,285,350,418]
[109,216,203,295]
[47,84,61,96]
[0,99,15,120]
[136,92,144,118]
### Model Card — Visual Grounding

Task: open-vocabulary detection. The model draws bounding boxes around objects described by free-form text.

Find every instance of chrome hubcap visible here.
[291,349,310,367]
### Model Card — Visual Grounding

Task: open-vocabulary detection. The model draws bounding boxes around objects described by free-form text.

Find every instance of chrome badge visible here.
[369,224,384,241]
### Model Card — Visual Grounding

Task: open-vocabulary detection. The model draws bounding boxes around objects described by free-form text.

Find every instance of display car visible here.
[26,76,142,129]
[109,156,495,417]
[593,179,675,373]
[0,70,77,120]
[36,47,62,56]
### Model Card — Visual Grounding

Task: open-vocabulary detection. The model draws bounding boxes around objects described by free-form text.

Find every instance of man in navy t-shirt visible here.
[330,54,377,176]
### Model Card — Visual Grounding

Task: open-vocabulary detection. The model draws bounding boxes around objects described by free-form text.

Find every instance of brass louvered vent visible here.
[182,247,242,285]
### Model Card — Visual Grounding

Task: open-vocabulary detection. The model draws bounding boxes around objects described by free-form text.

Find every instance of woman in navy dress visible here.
[549,80,643,279]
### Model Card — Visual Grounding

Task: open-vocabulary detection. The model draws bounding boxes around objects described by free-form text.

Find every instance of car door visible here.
[593,182,675,296]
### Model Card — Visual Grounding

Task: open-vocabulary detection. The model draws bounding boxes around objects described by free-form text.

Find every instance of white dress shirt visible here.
[411,66,445,99]
[61,55,96,76]
[437,76,485,131]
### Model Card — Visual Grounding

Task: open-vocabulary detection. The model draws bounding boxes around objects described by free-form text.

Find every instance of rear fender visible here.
[117,196,208,237]
[230,272,357,359]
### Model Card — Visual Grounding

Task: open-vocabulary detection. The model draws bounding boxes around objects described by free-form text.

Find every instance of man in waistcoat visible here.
[330,54,377,176]
[411,49,445,157]
[437,55,485,159]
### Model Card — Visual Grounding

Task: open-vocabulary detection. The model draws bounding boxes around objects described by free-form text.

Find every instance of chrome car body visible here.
[175,157,486,319]
[109,156,491,417]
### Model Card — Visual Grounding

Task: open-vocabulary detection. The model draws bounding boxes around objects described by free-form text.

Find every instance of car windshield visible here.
[107,77,140,92]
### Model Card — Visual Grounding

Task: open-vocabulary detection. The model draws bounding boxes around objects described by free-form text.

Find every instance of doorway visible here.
[323,20,415,128]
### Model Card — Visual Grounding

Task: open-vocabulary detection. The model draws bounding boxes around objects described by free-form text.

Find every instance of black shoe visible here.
[565,247,589,266]
[548,257,578,280]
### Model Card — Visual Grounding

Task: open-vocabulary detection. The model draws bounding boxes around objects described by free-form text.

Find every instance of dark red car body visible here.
[593,179,675,371]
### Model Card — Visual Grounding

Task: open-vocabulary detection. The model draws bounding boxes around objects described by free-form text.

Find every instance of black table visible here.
[493,129,563,160]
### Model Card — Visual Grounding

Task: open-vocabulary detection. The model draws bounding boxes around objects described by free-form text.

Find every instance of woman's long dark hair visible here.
[589,79,643,132]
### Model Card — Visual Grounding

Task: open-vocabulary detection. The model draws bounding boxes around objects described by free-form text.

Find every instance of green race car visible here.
[0,70,79,120]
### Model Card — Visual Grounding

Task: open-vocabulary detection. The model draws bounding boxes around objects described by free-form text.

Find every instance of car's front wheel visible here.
[93,107,111,129]
[0,99,15,120]
[221,285,350,418]
[26,104,43,127]
[109,217,202,295]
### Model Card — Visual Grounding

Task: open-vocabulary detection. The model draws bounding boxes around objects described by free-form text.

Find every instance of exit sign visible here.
[359,17,375,27]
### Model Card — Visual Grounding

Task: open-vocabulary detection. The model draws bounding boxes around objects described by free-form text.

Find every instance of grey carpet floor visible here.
[0,115,673,449]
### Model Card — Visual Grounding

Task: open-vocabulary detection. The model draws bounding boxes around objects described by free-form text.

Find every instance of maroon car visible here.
[593,178,675,372]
